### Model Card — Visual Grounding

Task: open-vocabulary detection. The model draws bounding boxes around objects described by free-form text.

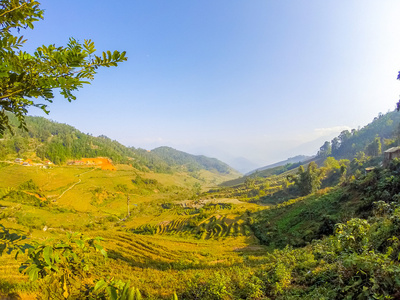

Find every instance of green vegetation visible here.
[287,162,324,196]
[317,110,400,160]
[2,134,400,299]
[0,0,126,135]
[151,146,234,174]
[0,114,241,180]
[3,1,400,299]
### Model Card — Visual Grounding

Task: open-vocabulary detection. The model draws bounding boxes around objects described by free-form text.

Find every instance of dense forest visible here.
[317,110,400,160]
[0,114,238,176]
[152,146,233,174]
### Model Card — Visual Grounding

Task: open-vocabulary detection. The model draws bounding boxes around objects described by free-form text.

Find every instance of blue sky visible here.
[25,0,400,171]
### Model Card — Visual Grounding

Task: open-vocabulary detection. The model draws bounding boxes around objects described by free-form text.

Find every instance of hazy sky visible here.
[25,1,400,169]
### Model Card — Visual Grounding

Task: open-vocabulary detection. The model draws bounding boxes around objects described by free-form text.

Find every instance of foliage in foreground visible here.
[2,163,400,299]
[0,0,127,135]
[19,233,107,299]
[3,157,400,299]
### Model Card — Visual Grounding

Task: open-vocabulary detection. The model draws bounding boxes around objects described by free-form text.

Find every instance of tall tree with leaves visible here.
[318,141,332,158]
[0,0,127,135]
[288,162,324,196]
[365,136,382,157]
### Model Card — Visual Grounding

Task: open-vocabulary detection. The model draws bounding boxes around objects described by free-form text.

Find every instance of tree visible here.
[365,136,382,157]
[318,141,331,158]
[331,137,340,156]
[115,184,132,218]
[0,1,127,135]
[338,130,351,144]
[20,233,107,299]
[288,162,324,196]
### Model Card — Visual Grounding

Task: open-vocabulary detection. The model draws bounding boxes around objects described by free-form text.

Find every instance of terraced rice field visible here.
[92,230,266,298]
[131,213,254,240]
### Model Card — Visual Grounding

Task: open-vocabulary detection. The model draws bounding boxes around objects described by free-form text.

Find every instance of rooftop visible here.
[384,146,400,153]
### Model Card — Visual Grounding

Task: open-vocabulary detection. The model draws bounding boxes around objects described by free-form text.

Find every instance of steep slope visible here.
[318,110,400,160]
[220,160,305,187]
[246,155,313,175]
[151,146,240,175]
[0,115,240,179]
[221,110,400,187]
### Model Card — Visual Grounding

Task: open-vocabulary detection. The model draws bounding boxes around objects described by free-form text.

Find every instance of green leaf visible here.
[94,279,108,292]
[120,284,129,297]
[107,286,118,300]
[58,77,66,86]
[28,266,40,281]
[100,248,108,258]
[75,239,84,248]
[43,245,53,266]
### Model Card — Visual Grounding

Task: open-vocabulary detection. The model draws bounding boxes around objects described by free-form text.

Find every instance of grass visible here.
[0,218,266,299]
[0,163,236,215]
[94,232,265,299]
[1,160,380,299]
[251,186,360,249]
[0,162,265,298]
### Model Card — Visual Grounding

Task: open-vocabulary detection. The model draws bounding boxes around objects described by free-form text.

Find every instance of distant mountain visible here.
[246,155,313,175]
[220,155,313,187]
[225,157,259,174]
[0,115,240,177]
[151,146,240,175]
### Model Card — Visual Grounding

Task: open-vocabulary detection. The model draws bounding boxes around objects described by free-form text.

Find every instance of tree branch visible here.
[0,3,27,18]
[0,88,24,100]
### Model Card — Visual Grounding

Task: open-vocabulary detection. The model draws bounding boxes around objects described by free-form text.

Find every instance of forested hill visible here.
[220,110,400,187]
[246,155,313,175]
[0,115,239,176]
[151,146,235,174]
[317,110,400,160]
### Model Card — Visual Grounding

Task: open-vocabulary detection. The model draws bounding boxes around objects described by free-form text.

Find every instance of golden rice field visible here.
[0,162,266,299]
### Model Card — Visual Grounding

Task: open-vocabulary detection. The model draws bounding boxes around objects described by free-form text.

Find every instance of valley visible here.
[2,2,400,299]
[0,161,262,299]
[1,111,400,299]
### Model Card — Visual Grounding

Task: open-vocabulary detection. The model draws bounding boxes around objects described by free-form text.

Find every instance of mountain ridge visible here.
[245,155,314,175]
[0,114,241,178]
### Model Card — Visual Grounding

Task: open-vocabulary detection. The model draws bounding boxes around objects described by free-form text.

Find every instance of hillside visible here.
[151,146,236,174]
[2,132,399,299]
[317,110,400,160]
[2,1,400,299]
[220,110,399,188]
[246,155,313,175]
[0,114,240,180]
[1,110,400,299]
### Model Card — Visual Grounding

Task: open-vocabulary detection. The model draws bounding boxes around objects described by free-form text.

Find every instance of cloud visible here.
[295,125,352,143]
[313,126,352,137]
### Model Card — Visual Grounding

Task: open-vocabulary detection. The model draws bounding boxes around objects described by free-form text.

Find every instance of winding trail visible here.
[75,168,95,177]
[56,179,81,201]
[54,168,95,201]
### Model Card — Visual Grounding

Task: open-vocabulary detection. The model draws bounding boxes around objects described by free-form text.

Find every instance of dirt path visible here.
[56,179,81,201]
[53,168,94,201]
[75,168,95,177]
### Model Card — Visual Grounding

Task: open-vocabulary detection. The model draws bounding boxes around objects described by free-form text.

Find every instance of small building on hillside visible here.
[383,146,400,167]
